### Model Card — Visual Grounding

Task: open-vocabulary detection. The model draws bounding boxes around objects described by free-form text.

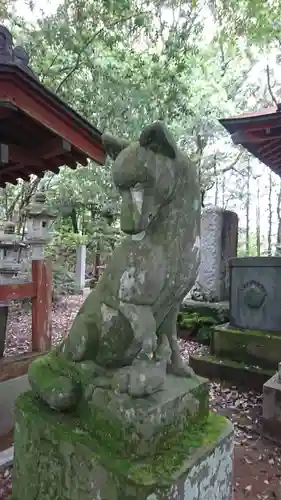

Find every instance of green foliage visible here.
[1,0,280,270]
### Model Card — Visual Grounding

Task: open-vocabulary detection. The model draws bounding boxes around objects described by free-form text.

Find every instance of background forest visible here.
[1,0,281,272]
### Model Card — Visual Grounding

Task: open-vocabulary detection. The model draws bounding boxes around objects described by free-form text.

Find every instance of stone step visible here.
[189,354,274,392]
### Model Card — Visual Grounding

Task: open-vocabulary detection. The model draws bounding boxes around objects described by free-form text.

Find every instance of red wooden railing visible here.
[0,259,52,381]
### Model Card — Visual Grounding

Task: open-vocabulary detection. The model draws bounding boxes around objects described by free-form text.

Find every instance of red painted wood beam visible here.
[38,137,71,159]
[0,78,105,165]
[257,138,280,154]
[0,282,36,301]
[223,114,281,134]
[0,352,46,382]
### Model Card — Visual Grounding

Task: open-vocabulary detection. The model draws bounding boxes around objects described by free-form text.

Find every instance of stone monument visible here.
[190,256,281,390]
[11,122,233,499]
[179,207,238,345]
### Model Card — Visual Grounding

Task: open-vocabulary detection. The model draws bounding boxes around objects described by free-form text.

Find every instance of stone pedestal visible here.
[262,368,281,439]
[11,375,234,500]
[212,324,281,370]
[0,375,30,438]
[189,323,278,391]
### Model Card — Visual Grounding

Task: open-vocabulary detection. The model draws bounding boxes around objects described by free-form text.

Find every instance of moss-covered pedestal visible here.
[11,374,234,500]
[178,300,229,345]
[190,323,278,390]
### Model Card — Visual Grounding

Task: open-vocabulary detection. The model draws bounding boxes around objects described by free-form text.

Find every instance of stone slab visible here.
[181,300,229,322]
[229,256,281,332]
[212,324,281,369]
[189,354,273,391]
[0,374,30,437]
[11,391,234,500]
[79,374,209,457]
[262,373,281,439]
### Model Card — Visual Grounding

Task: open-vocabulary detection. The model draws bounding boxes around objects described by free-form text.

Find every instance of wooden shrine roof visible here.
[219,105,281,177]
[0,26,105,187]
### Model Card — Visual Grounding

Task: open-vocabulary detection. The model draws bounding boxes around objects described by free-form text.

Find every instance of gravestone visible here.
[187,206,238,302]
[11,122,233,500]
[181,207,237,349]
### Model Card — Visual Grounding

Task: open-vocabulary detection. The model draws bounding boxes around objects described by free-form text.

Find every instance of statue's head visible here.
[102,122,178,235]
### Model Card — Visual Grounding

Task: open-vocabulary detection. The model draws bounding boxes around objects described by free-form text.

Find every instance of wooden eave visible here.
[219,106,281,177]
[0,63,105,187]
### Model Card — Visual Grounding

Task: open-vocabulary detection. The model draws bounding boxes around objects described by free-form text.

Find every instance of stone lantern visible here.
[0,221,25,282]
[0,221,26,358]
[24,191,57,260]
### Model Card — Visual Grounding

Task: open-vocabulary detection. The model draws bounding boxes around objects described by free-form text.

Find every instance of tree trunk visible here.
[276,184,281,255]
[267,170,272,256]
[70,208,79,233]
[245,159,250,255]
[221,173,226,208]
[214,161,219,205]
[256,179,261,257]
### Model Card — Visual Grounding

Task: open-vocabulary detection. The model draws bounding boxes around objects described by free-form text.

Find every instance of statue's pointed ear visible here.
[102,133,129,160]
[139,121,177,159]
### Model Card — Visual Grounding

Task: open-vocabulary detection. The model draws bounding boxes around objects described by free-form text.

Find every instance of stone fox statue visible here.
[29,121,201,410]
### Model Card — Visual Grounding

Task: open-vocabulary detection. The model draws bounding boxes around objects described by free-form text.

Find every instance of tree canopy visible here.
[2,0,281,262]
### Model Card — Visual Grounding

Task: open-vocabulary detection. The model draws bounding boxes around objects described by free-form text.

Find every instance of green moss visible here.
[177,312,199,329]
[15,392,227,488]
[181,301,229,323]
[177,311,218,346]
[215,324,281,339]
[127,412,227,486]
[212,324,281,369]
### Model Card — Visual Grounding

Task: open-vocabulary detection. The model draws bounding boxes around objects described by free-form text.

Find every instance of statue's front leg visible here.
[120,302,158,362]
[112,302,165,397]
[162,304,195,377]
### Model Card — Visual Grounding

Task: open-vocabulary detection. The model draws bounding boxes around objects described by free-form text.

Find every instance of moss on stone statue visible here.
[12,391,227,499]
[73,376,209,458]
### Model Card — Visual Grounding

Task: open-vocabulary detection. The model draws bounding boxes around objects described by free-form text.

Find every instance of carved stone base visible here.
[79,374,209,457]
[11,388,233,500]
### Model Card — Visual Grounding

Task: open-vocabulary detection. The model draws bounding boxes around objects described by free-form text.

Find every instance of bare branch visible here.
[222,151,243,173]
[41,52,60,83]
[277,185,281,220]
[266,64,278,107]
[55,12,146,94]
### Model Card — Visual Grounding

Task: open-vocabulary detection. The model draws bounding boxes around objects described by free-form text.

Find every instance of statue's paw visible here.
[76,360,107,379]
[168,357,195,378]
[28,354,81,411]
[128,360,165,397]
[140,332,158,358]
[43,375,81,411]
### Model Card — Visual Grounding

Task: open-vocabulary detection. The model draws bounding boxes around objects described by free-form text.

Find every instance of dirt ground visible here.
[0,298,280,499]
